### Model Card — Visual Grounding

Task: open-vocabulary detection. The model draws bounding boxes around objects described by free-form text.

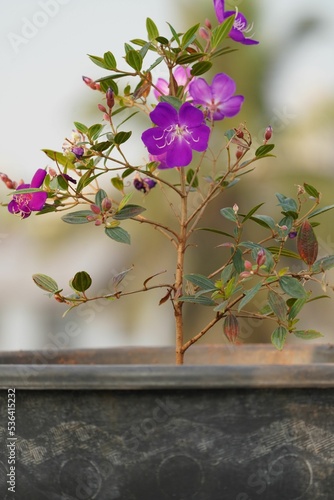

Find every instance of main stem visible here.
[174,169,187,365]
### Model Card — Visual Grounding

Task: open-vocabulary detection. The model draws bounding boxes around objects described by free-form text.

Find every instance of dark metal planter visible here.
[1,344,334,500]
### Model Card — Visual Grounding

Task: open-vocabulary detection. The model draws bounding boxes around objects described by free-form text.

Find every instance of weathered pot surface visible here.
[1,344,334,499]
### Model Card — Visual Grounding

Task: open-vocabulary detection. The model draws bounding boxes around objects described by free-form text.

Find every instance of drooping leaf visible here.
[238,282,262,312]
[42,149,74,170]
[71,271,92,292]
[232,248,244,273]
[112,267,133,289]
[279,276,307,299]
[271,326,288,350]
[105,226,131,244]
[61,210,93,224]
[293,330,324,340]
[297,219,318,265]
[113,204,146,220]
[312,255,334,273]
[111,177,124,192]
[184,274,215,291]
[268,290,287,322]
[241,203,265,223]
[178,295,216,306]
[190,61,213,76]
[32,274,59,293]
[267,247,301,260]
[186,168,199,188]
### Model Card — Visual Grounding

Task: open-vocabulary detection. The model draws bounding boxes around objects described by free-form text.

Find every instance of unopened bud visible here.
[264,126,273,142]
[233,203,239,214]
[82,76,99,90]
[106,88,115,109]
[244,260,253,270]
[256,248,266,267]
[199,26,210,40]
[223,314,239,343]
[235,147,243,160]
[94,219,102,226]
[90,204,101,215]
[72,146,84,159]
[205,18,212,30]
[98,103,107,113]
[101,197,112,211]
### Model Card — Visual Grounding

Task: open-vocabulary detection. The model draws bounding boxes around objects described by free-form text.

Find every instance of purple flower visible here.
[8,169,47,219]
[141,102,210,168]
[189,73,244,121]
[213,0,259,45]
[154,66,191,101]
[149,152,169,170]
[72,146,85,159]
[133,175,157,193]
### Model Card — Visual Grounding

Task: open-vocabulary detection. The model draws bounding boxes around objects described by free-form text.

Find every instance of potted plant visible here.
[1,1,334,498]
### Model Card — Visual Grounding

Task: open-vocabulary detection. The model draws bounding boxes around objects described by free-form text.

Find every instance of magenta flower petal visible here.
[189,73,244,121]
[213,0,259,45]
[153,78,170,100]
[8,169,47,218]
[142,102,210,168]
[30,168,47,188]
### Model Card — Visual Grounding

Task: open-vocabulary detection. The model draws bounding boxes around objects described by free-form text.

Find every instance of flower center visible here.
[233,7,254,34]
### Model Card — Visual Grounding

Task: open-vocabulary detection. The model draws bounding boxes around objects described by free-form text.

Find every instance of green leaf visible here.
[105,226,131,244]
[92,141,113,152]
[190,61,212,76]
[71,271,92,293]
[88,54,109,69]
[185,274,215,290]
[308,204,334,219]
[87,123,104,142]
[95,189,108,209]
[220,207,238,222]
[267,246,301,260]
[178,295,216,306]
[73,121,88,134]
[181,23,200,49]
[155,36,169,45]
[113,204,146,220]
[211,15,235,48]
[111,177,124,192]
[241,203,265,223]
[146,17,159,41]
[303,182,320,199]
[288,297,307,321]
[176,52,205,65]
[238,282,263,312]
[250,215,277,231]
[232,248,244,273]
[312,255,334,273]
[167,22,180,45]
[196,227,234,239]
[279,276,307,299]
[103,51,117,69]
[113,131,132,145]
[255,144,275,157]
[293,329,324,340]
[32,274,59,293]
[186,168,199,188]
[61,210,93,224]
[276,193,298,213]
[42,149,74,169]
[76,171,103,194]
[268,290,287,322]
[159,95,183,110]
[271,326,288,350]
[125,50,143,71]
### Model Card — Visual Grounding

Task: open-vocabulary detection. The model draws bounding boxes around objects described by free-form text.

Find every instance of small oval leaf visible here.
[71,271,92,292]
[32,274,59,293]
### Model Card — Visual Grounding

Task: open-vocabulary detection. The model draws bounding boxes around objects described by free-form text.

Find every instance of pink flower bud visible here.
[199,27,210,40]
[233,203,239,214]
[106,88,115,109]
[205,18,212,29]
[240,271,252,279]
[98,104,107,113]
[90,204,101,214]
[235,147,243,160]
[256,249,266,267]
[264,126,273,142]
[244,260,253,270]
[94,219,102,226]
[101,197,112,211]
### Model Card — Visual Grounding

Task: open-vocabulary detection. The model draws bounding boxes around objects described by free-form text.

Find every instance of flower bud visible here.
[82,76,99,90]
[205,18,212,29]
[244,260,253,270]
[98,103,107,113]
[144,178,157,190]
[199,27,210,40]
[101,197,112,211]
[90,204,101,215]
[235,147,243,160]
[233,203,239,214]
[264,126,273,142]
[223,314,239,343]
[72,146,84,159]
[288,231,297,239]
[106,88,115,109]
[256,248,266,267]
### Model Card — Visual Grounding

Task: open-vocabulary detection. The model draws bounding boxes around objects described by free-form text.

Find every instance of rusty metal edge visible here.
[1,364,334,390]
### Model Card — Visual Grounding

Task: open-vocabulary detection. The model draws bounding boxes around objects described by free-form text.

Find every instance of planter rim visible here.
[1,344,334,389]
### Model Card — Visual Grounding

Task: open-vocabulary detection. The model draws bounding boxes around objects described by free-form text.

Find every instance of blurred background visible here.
[1,0,334,351]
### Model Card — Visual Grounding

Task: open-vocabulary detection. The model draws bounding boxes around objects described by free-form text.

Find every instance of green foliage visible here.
[71,271,92,293]
[32,274,59,293]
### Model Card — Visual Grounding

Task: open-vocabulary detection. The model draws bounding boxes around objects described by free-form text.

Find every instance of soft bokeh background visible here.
[1,0,334,351]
